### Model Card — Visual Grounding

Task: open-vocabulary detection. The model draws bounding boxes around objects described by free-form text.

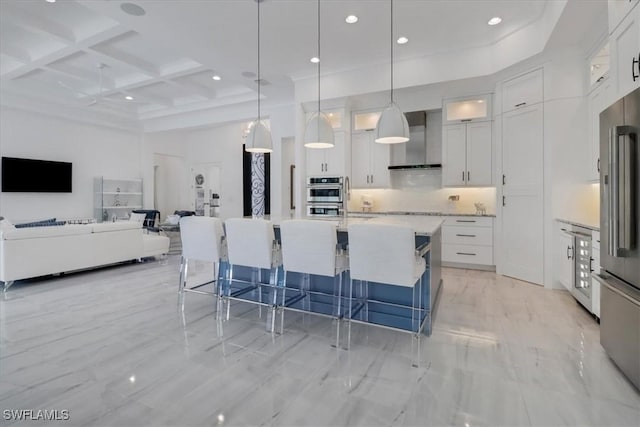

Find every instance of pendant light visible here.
[375,0,409,144]
[246,0,273,153]
[304,0,334,149]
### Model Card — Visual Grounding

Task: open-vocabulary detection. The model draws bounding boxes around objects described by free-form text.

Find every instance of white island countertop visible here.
[257,215,443,236]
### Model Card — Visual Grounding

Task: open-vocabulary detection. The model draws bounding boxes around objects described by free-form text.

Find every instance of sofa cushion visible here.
[91,222,142,233]
[2,224,92,240]
[143,234,170,257]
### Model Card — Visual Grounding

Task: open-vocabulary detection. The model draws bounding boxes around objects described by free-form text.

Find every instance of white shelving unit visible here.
[94,177,143,222]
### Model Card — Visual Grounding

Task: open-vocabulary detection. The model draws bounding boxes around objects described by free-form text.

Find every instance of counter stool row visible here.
[178,217,427,355]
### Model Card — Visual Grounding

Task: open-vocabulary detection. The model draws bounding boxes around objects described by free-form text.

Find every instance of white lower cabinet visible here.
[557,228,575,291]
[441,216,494,267]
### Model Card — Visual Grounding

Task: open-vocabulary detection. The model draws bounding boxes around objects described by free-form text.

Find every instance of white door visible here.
[557,231,574,291]
[442,124,467,186]
[466,121,492,186]
[351,132,372,188]
[325,132,345,176]
[154,153,187,221]
[610,4,640,99]
[588,80,611,181]
[370,137,390,188]
[306,149,326,176]
[501,104,544,285]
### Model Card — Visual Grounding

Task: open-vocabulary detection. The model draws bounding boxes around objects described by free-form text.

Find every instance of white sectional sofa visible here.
[0,221,170,291]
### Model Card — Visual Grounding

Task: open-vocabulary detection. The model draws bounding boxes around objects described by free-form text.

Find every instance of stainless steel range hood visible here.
[388,110,442,170]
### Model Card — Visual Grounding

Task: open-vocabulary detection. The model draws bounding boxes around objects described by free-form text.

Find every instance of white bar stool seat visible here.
[224,218,282,331]
[178,216,226,305]
[347,222,427,365]
[279,219,348,345]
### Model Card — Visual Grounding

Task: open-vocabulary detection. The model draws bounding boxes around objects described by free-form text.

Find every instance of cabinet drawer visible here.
[443,216,493,228]
[442,244,494,265]
[442,225,493,246]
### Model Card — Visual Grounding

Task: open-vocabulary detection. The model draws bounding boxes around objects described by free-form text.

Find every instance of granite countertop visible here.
[347,210,496,218]
[257,215,444,236]
[556,218,600,231]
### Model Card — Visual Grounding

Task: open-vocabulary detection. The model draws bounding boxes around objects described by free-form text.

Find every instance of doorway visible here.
[190,163,222,217]
[153,153,187,221]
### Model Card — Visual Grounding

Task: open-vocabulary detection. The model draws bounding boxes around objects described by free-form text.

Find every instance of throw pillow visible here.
[129,212,147,223]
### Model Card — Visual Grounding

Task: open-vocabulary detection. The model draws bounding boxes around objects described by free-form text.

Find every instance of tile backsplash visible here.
[347,170,496,214]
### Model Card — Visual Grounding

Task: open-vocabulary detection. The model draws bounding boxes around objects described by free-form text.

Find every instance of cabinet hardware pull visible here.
[515,102,526,108]
[467,171,470,181]
[589,257,594,273]
[502,195,506,206]
[456,220,476,223]
[597,158,600,173]
[366,175,369,184]
[371,174,373,183]
[456,234,477,237]
[567,246,571,259]
[461,119,472,122]
[462,171,465,182]
[502,174,506,185]
[632,54,639,82]
[456,252,476,256]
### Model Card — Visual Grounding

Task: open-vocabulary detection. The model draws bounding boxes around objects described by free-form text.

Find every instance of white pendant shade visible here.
[304,111,335,148]
[375,102,410,144]
[245,120,273,153]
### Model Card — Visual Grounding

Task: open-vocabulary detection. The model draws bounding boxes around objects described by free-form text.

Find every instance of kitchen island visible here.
[223,215,443,336]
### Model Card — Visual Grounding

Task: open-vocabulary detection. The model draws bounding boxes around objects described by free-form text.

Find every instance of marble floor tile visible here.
[1,257,638,426]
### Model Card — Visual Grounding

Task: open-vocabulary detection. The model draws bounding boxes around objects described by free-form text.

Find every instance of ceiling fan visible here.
[57,63,144,107]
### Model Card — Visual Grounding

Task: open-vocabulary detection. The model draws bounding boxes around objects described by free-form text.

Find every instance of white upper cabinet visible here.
[502,68,544,113]
[305,108,345,131]
[442,121,492,187]
[609,2,640,99]
[306,132,346,177]
[587,77,612,182]
[443,94,492,124]
[609,0,639,34]
[351,131,390,188]
[352,110,382,132]
[442,124,466,186]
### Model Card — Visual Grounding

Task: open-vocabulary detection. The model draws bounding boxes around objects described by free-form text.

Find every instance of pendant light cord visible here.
[317,0,321,117]
[390,0,394,103]
[257,0,261,122]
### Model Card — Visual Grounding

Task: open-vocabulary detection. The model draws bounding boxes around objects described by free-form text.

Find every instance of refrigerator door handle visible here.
[609,125,637,257]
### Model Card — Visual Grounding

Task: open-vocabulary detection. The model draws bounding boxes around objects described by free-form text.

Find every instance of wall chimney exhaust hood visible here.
[388,110,442,170]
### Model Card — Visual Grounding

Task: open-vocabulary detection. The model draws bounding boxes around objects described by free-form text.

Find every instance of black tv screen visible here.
[1,157,72,193]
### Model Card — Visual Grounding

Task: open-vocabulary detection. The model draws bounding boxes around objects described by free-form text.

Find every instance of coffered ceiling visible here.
[0,0,604,127]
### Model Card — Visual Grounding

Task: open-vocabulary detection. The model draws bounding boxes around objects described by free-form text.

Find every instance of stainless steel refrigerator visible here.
[596,87,640,390]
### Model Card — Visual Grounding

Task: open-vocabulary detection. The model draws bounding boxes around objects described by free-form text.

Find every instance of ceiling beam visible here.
[165,79,216,99]
[87,45,159,77]
[44,63,115,88]
[1,25,130,80]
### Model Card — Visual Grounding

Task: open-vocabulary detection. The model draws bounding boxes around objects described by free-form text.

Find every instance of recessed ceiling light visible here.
[45,0,56,3]
[477,100,484,103]
[212,75,221,81]
[120,3,146,16]
[488,16,502,26]
[345,15,358,24]
[125,95,134,101]
[310,57,320,63]
[397,36,409,45]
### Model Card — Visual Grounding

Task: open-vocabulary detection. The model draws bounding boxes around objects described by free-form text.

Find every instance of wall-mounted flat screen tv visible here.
[1,157,72,193]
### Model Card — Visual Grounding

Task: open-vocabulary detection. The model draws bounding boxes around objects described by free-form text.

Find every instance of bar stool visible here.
[347,222,427,366]
[178,216,226,304]
[223,218,282,332]
[279,219,348,346]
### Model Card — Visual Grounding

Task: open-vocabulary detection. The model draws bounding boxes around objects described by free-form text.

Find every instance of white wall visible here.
[0,107,142,222]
